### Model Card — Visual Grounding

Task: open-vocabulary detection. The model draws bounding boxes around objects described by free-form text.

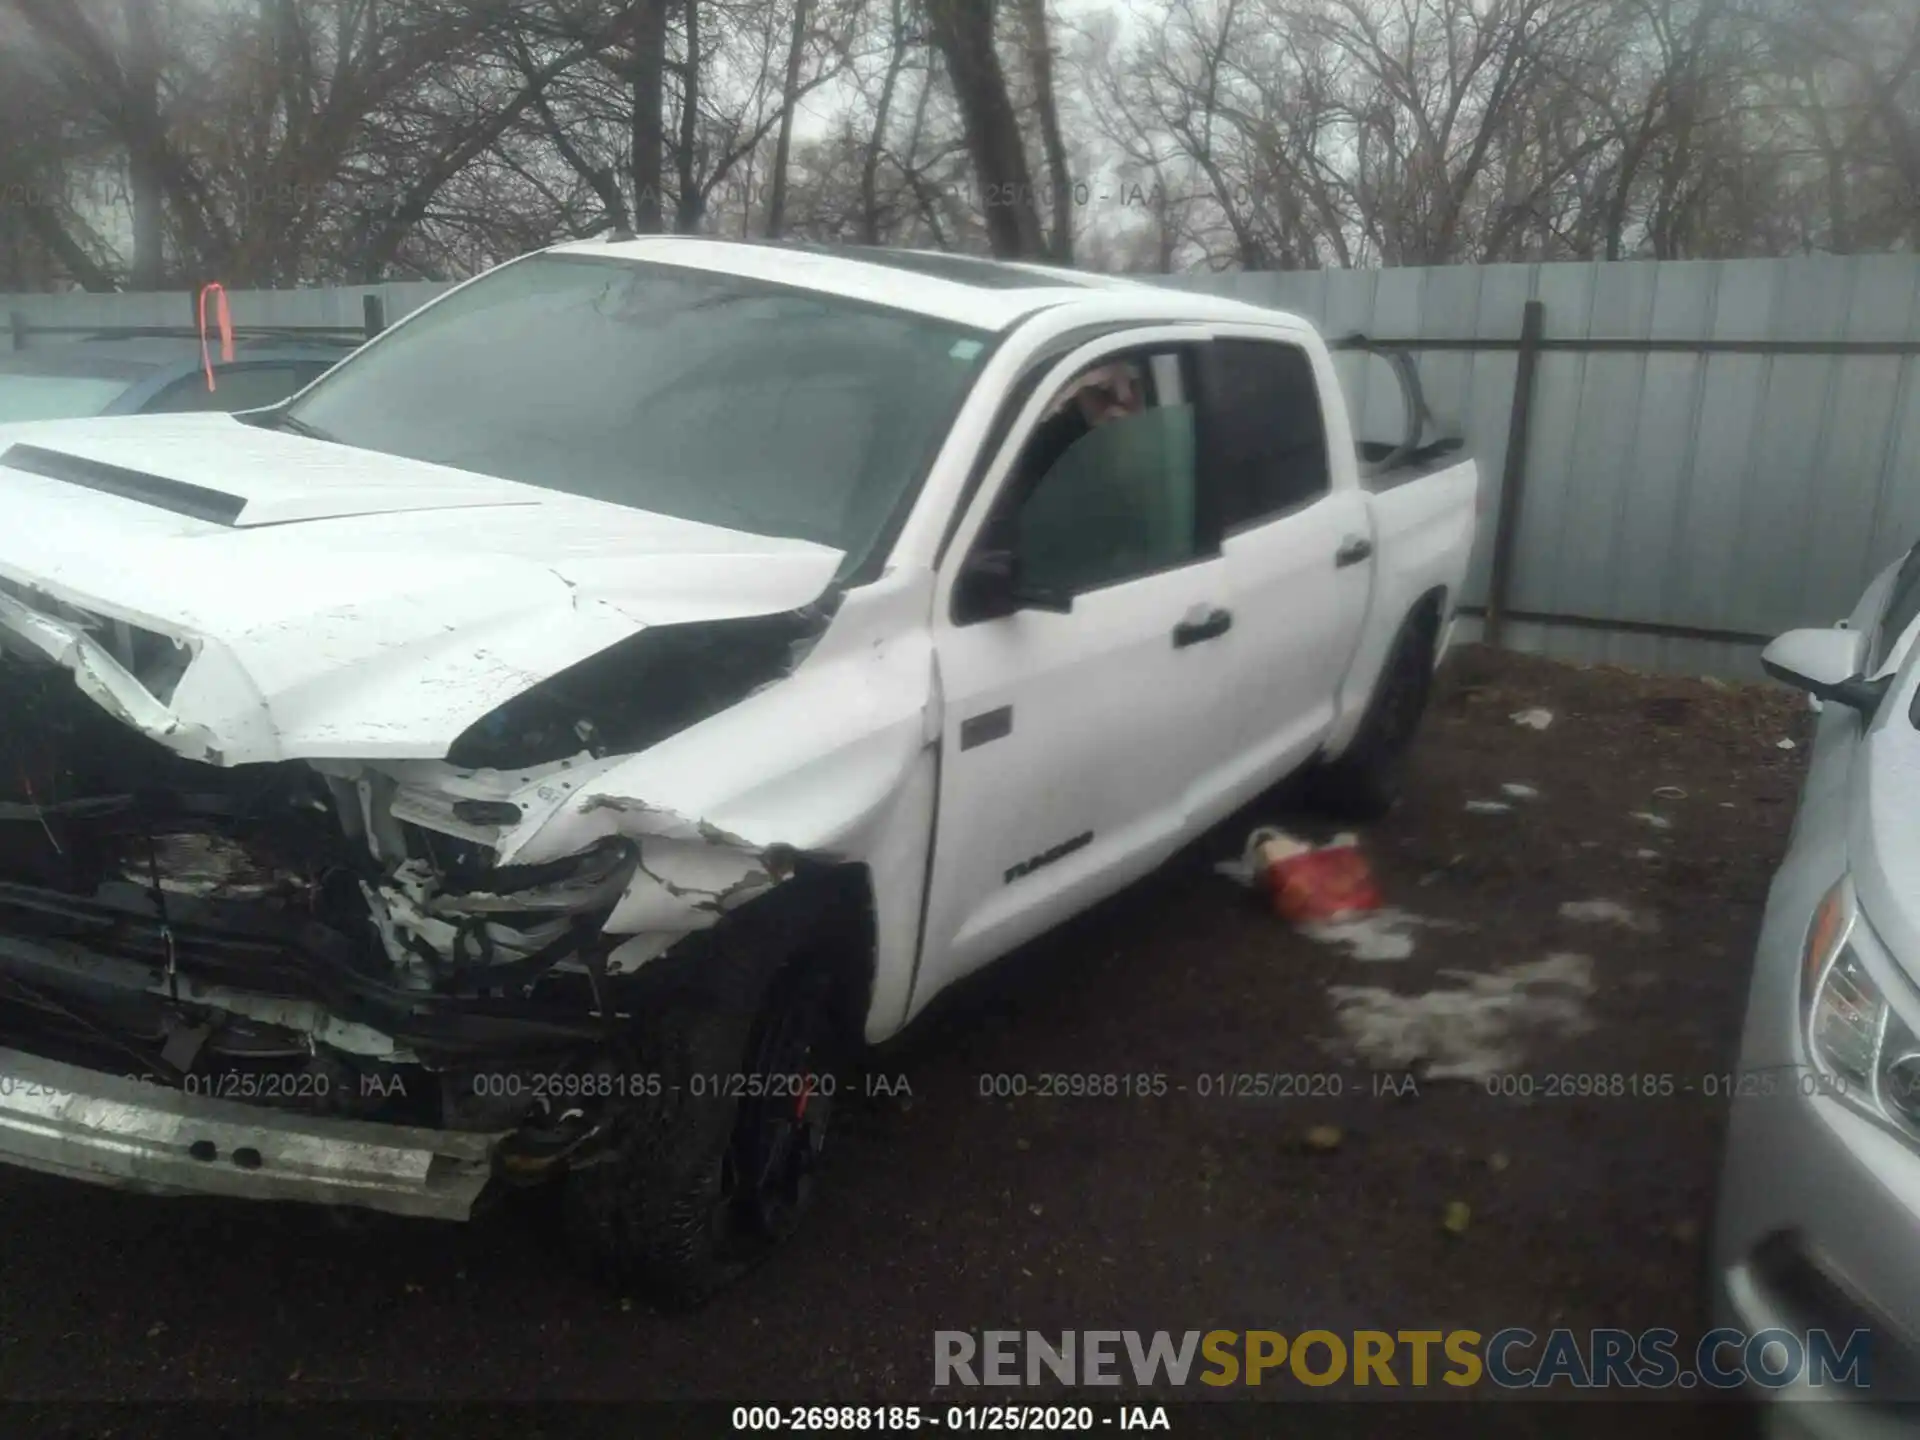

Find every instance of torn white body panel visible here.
[362,843,640,983]
[437,573,946,1038]
[0,586,218,756]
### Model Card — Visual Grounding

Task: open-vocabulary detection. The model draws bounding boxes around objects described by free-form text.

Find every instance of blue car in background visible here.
[0,334,354,424]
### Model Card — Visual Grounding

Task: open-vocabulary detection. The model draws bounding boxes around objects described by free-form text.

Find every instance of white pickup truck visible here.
[0,239,1477,1302]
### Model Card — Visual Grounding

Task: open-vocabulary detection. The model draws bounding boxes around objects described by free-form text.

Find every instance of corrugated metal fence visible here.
[11,256,1920,678]
[1160,257,1920,678]
[2,283,445,345]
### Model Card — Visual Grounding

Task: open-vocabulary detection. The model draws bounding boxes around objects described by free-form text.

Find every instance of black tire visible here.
[560,922,854,1308]
[1309,606,1439,821]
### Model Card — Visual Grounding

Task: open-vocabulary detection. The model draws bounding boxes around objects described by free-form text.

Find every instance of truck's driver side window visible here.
[993,350,1200,598]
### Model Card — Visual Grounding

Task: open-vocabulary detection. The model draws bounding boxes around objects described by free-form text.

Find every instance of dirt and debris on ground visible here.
[0,645,1806,1409]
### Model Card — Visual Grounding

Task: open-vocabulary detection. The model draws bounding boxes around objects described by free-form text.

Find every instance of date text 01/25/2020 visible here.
[973,1072,1357,1099]
[963,1069,1857,1104]
[1480,1068,1854,1100]
[83,1070,920,1104]
[730,1406,1171,1432]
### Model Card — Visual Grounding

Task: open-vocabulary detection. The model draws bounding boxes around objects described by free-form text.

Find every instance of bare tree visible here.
[1014,0,1072,260]
[4,0,1916,290]
[924,0,1046,256]
[764,0,810,234]
[859,0,914,241]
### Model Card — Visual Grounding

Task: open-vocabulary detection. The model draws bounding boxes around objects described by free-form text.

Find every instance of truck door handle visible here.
[1172,606,1232,648]
[1335,535,1374,568]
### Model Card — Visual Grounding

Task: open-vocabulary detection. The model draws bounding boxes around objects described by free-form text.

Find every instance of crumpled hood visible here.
[0,414,843,764]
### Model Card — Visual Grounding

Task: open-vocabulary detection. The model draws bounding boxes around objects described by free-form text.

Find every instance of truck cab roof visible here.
[548,235,1312,336]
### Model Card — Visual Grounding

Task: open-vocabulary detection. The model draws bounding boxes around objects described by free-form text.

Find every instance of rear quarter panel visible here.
[1320,457,1479,760]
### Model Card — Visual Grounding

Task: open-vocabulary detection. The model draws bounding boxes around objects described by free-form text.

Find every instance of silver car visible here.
[1713,543,1920,1432]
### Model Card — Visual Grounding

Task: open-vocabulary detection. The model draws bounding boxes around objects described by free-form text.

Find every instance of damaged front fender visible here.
[0,589,220,761]
[574,798,795,974]
[0,563,941,1066]
[456,607,941,1004]
[360,838,641,984]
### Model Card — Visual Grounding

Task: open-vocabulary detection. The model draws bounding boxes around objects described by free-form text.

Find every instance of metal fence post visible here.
[8,311,25,352]
[1484,298,1545,649]
[362,293,386,339]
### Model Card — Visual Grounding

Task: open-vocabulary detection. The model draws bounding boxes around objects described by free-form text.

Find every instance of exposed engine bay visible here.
[0,599,831,1157]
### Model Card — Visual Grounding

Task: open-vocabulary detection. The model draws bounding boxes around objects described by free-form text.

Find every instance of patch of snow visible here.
[1631,811,1673,830]
[1560,899,1660,933]
[1300,907,1467,962]
[1325,954,1595,1082]
[1466,800,1513,814]
[1511,708,1554,730]
[1500,783,1540,800]
[1777,738,1797,751]
[1212,854,1260,888]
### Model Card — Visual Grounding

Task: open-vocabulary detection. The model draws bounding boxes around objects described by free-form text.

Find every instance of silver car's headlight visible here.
[1803,877,1920,1134]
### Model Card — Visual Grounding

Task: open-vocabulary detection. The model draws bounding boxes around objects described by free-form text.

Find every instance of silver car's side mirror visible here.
[1762,628,1888,716]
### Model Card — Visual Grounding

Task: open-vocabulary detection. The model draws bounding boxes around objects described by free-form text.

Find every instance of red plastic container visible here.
[1258,832,1382,923]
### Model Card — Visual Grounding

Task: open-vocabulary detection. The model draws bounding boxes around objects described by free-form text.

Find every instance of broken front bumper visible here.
[0,1047,503,1220]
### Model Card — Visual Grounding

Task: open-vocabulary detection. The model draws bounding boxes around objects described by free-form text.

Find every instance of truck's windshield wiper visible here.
[252,409,338,443]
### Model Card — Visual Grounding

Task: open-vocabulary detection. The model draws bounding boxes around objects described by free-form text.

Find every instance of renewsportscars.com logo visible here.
[934,1328,1872,1391]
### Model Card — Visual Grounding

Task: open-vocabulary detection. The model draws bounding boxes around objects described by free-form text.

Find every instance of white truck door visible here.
[1192,331,1372,804]
[913,332,1239,1007]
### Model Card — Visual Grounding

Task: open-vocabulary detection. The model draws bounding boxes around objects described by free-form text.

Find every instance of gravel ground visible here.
[0,645,1807,1423]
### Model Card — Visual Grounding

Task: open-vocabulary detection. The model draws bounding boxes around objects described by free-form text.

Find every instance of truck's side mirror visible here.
[1762,628,1888,716]
[954,547,1073,624]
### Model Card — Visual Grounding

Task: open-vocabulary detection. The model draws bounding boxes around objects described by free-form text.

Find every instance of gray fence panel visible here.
[1798,257,1920,624]
[1614,266,1711,625]
[1457,266,1534,606]
[1,281,459,349]
[1451,614,1770,681]
[1319,270,1377,337]
[1734,261,1844,638]
[3,290,191,343]
[201,281,456,331]
[1163,256,1920,673]
[1412,266,1480,449]
[1878,370,1920,602]
[1543,262,1658,623]
[1509,266,1596,618]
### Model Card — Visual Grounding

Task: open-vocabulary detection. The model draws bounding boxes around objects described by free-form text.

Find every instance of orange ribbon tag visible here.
[198,283,234,391]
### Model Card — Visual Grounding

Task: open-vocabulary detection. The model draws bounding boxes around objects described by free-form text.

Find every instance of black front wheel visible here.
[561,945,851,1307]
[729,962,841,1245]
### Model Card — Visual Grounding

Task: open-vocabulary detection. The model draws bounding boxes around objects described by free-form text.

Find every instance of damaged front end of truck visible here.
[0,580,847,1221]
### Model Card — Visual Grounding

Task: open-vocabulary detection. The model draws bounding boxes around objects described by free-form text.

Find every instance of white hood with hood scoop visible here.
[0,413,844,765]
